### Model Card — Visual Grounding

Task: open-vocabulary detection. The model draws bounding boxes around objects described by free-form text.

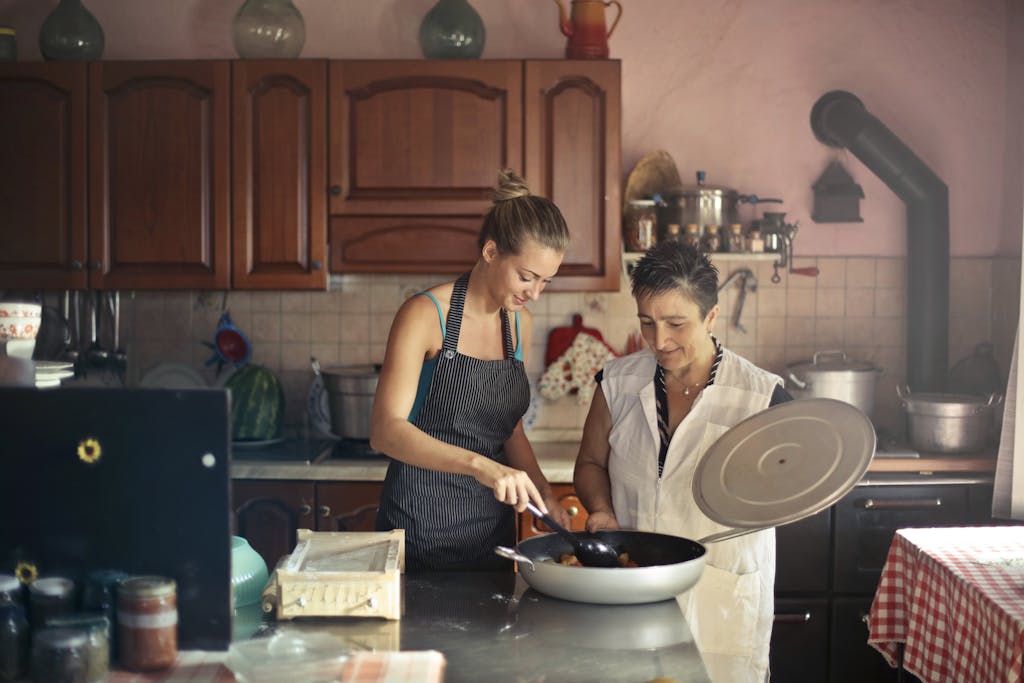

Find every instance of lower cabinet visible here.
[771,479,992,683]
[232,480,383,569]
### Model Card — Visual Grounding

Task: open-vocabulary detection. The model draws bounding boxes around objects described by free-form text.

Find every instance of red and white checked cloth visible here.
[106,649,446,683]
[868,526,1024,683]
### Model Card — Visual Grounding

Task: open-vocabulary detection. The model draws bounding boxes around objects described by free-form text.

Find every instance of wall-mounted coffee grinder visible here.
[760,212,819,283]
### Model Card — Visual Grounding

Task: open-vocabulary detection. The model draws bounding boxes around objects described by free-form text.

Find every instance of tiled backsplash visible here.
[110,255,1020,439]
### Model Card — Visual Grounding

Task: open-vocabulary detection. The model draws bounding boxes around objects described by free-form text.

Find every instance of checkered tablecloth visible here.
[868,526,1024,683]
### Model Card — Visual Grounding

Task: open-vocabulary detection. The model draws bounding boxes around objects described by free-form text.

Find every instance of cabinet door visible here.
[775,507,831,593]
[232,480,315,570]
[315,482,383,532]
[770,598,829,683]
[519,484,590,540]
[834,484,969,593]
[0,63,88,290]
[829,597,909,683]
[89,61,231,289]
[232,60,327,290]
[327,60,521,273]
[524,61,621,291]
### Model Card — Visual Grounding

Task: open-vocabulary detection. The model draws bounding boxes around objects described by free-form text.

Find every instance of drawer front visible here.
[769,598,829,683]
[834,484,969,593]
[775,507,831,593]
[829,597,904,683]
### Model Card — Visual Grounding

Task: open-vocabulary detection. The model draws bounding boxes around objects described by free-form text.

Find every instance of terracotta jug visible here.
[553,0,622,59]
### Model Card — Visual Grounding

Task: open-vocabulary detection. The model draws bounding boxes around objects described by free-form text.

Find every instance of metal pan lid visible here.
[693,398,876,529]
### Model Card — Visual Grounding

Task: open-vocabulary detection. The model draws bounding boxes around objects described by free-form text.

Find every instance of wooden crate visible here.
[262,529,404,620]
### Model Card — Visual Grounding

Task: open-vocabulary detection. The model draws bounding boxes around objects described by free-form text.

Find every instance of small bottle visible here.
[682,223,700,248]
[117,576,177,671]
[701,224,722,253]
[664,223,682,243]
[748,229,764,253]
[727,223,745,253]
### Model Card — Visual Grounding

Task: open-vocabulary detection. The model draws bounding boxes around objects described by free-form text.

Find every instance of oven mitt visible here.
[539,331,617,405]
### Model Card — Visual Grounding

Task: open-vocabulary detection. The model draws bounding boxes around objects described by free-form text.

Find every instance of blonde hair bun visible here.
[493,168,531,202]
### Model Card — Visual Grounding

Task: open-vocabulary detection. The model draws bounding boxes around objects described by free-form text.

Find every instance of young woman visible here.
[574,241,792,683]
[371,169,571,571]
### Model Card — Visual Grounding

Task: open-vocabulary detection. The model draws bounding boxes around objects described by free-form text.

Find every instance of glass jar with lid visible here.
[31,626,89,683]
[726,223,745,253]
[117,576,177,671]
[0,601,28,682]
[29,577,75,630]
[681,223,701,248]
[701,224,722,253]
[0,575,22,609]
[622,199,657,252]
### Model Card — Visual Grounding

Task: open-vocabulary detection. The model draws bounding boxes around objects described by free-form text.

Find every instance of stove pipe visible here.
[810,90,949,392]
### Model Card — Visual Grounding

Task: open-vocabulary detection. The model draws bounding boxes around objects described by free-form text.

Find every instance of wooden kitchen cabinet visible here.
[232,480,315,569]
[89,61,232,290]
[0,63,89,290]
[315,481,383,532]
[232,60,327,290]
[328,60,622,291]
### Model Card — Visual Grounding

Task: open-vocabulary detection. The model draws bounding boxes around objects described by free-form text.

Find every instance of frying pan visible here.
[497,397,876,604]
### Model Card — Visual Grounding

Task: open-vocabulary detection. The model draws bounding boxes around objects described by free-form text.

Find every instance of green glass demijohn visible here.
[419,0,485,59]
[233,0,306,59]
[38,0,105,62]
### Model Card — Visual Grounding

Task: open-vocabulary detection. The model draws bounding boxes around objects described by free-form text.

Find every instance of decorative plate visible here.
[33,360,74,374]
[139,363,209,390]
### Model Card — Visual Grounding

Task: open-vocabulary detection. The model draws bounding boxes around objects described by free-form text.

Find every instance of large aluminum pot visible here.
[496,530,707,604]
[656,173,782,238]
[320,364,380,439]
[787,350,882,417]
[898,386,1003,454]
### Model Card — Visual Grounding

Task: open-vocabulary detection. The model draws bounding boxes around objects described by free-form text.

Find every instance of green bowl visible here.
[231,536,269,608]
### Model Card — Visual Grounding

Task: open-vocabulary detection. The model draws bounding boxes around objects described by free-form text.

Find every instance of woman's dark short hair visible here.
[630,242,719,318]
[477,169,570,255]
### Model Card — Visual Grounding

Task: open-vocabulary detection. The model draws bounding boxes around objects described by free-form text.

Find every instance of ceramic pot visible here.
[419,0,485,59]
[39,0,105,61]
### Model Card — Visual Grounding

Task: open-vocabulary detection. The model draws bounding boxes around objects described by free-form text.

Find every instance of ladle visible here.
[524,501,620,568]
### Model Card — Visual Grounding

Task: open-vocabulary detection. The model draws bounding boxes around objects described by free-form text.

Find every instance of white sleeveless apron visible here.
[601,348,782,683]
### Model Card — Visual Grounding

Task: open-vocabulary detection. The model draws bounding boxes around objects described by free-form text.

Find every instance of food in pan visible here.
[555,552,639,568]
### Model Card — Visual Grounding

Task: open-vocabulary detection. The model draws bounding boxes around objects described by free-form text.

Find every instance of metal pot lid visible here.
[693,398,875,529]
[900,391,996,417]
[788,350,878,375]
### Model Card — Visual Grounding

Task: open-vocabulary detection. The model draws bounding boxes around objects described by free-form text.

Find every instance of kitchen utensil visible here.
[764,213,820,283]
[897,385,1002,453]
[787,350,883,417]
[85,290,108,366]
[320,364,380,440]
[498,398,875,604]
[523,501,619,567]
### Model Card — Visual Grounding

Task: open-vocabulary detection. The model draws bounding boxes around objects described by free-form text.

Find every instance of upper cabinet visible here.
[0,63,89,290]
[89,61,232,290]
[232,60,327,290]
[328,60,622,291]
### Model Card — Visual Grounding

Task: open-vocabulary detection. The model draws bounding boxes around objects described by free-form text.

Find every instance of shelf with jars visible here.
[621,248,779,278]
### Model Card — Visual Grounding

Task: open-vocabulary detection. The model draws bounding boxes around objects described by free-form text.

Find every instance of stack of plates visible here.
[34,360,74,389]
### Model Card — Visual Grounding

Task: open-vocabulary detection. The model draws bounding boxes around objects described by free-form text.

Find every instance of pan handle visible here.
[494,546,535,571]
[698,526,766,545]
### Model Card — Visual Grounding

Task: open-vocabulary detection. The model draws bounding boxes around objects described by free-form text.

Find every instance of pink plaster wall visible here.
[4,0,1021,257]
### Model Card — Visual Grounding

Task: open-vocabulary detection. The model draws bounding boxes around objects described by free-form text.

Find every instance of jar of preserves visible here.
[0,602,28,682]
[31,627,89,683]
[45,615,109,683]
[29,577,75,630]
[727,223,745,253]
[701,224,721,253]
[623,199,657,251]
[117,576,177,671]
[682,223,701,248]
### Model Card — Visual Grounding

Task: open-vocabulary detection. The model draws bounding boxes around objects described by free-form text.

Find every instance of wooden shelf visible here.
[867,456,997,474]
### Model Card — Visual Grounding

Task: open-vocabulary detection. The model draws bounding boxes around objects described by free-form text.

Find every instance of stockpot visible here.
[898,385,1003,454]
[320,364,380,439]
[787,350,882,418]
[656,173,782,237]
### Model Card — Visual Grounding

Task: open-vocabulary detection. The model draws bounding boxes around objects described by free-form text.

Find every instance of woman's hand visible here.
[585,510,620,533]
[473,458,546,513]
[539,490,572,530]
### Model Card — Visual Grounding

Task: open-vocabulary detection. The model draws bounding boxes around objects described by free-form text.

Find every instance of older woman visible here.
[574,241,791,683]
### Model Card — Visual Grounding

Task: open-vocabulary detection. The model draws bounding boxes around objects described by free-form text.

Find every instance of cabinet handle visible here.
[318,505,331,518]
[90,259,102,271]
[298,504,312,516]
[774,611,812,623]
[566,505,579,517]
[311,260,322,271]
[860,498,942,510]
[71,260,83,271]
[329,185,342,196]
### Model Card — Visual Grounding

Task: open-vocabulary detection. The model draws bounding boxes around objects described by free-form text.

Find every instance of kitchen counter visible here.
[108,573,712,683]
[231,439,997,483]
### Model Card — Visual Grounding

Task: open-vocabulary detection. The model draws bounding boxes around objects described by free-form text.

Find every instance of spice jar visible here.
[663,223,681,243]
[0,602,28,682]
[117,576,177,671]
[45,615,109,683]
[701,224,722,253]
[31,627,89,683]
[681,223,701,248]
[623,199,657,251]
[29,577,75,631]
[747,229,765,253]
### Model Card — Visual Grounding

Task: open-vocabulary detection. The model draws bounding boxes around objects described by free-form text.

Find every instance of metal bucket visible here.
[321,364,380,440]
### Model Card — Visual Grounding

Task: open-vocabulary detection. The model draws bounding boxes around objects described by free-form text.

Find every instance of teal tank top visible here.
[408,291,522,422]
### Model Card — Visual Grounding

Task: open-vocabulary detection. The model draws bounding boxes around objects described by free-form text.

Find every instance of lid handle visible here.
[812,350,848,365]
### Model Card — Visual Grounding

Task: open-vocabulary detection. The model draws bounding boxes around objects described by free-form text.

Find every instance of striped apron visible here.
[375,274,530,571]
